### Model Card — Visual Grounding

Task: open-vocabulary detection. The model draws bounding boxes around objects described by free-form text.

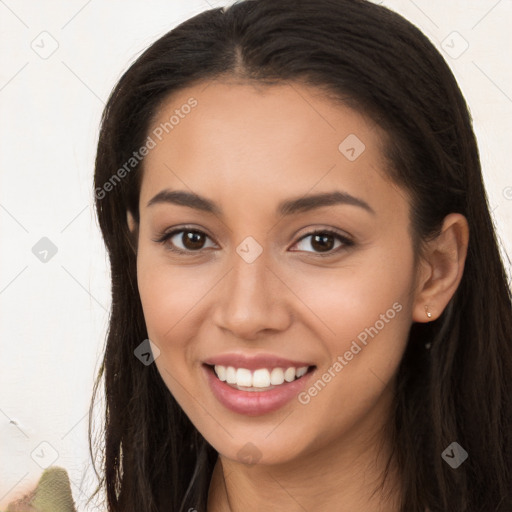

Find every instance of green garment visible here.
[4,466,77,512]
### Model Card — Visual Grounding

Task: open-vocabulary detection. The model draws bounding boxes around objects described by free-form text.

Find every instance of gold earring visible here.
[425,305,432,319]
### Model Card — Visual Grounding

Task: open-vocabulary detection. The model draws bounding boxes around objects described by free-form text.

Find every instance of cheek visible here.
[136,253,207,401]
[136,246,219,357]
[285,253,414,442]
[137,260,181,341]
[288,246,415,342]
[136,237,184,323]
[284,248,416,416]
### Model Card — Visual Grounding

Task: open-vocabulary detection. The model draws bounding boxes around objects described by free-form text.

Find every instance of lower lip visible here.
[203,364,316,416]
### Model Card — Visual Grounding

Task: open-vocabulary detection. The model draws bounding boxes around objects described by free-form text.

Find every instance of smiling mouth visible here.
[205,364,316,392]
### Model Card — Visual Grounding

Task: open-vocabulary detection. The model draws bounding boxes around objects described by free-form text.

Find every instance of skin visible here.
[128,79,469,512]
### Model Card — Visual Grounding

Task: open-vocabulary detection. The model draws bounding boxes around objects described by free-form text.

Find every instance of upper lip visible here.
[203,353,315,371]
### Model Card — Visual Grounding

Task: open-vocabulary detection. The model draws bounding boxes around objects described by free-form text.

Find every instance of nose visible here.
[212,249,292,340]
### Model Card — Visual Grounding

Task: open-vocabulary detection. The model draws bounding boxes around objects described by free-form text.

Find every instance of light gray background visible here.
[1,0,511,509]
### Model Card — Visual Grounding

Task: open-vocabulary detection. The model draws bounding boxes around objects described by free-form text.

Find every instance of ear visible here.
[127,210,139,254]
[412,213,469,323]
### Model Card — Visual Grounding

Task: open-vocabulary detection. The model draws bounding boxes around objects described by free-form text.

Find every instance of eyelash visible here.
[152,225,354,257]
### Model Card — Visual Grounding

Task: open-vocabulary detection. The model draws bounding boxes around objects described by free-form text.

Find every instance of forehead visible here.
[139,79,403,219]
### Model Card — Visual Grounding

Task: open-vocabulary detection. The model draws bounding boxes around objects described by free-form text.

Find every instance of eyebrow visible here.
[146,189,375,216]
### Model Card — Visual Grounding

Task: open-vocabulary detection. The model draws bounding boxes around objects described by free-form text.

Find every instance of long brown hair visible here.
[89,1,512,510]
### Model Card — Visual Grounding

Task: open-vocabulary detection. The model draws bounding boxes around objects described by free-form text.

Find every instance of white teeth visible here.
[213,365,310,388]
[296,366,308,378]
[236,368,252,387]
[252,368,271,387]
[226,366,237,384]
[215,365,227,381]
[284,367,296,382]
[270,368,285,385]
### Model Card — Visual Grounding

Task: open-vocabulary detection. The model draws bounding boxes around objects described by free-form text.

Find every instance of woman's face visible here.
[133,80,422,465]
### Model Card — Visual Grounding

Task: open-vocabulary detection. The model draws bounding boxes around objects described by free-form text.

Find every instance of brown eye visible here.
[291,229,354,255]
[310,233,336,252]
[154,228,217,254]
[181,231,206,250]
